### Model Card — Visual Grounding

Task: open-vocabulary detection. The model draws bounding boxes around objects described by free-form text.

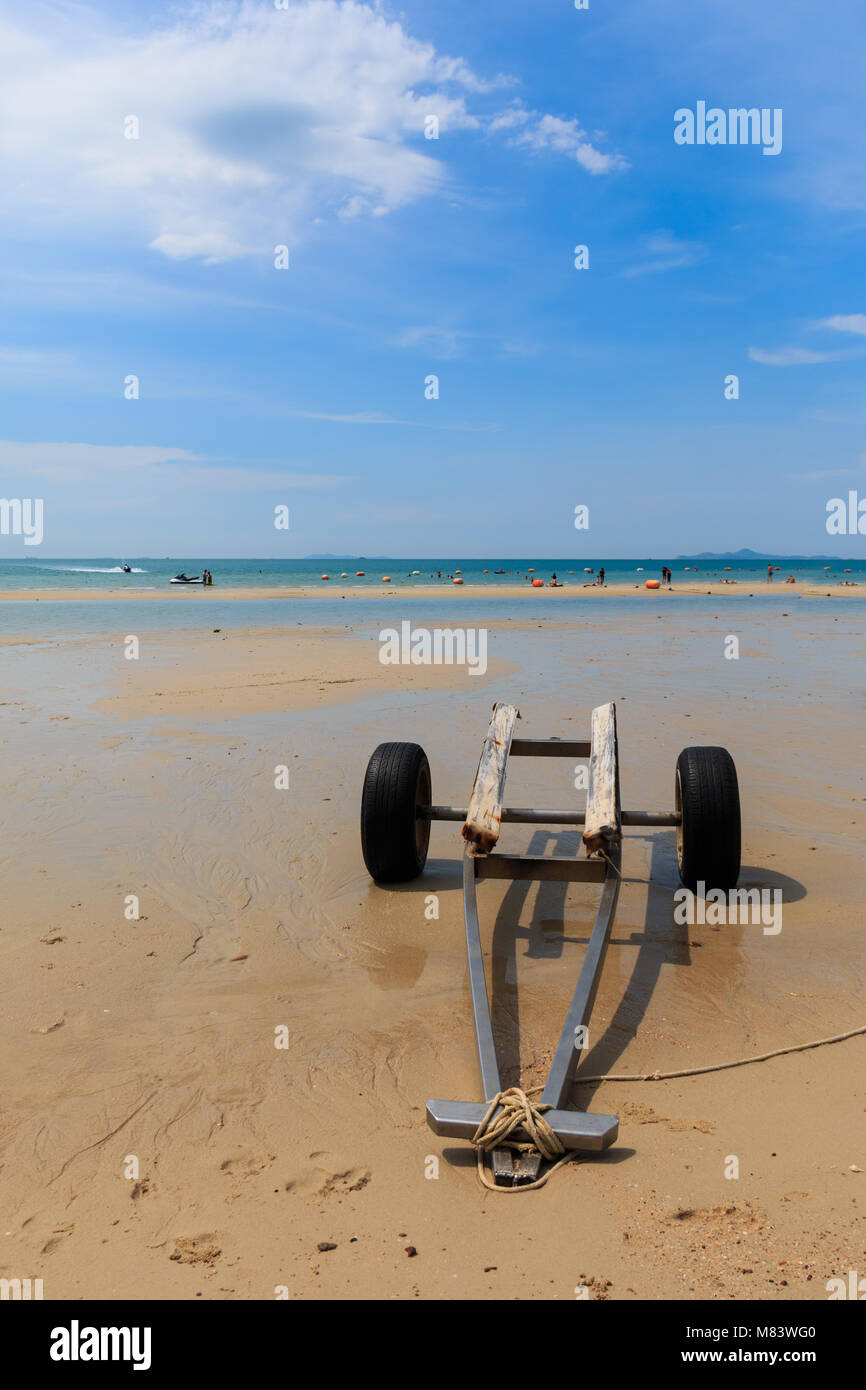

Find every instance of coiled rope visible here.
[472,1087,575,1193]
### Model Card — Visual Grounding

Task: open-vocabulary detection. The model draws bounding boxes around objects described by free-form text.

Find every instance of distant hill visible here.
[677,548,848,560]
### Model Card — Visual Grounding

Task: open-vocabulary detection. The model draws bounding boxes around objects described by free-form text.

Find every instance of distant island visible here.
[675,549,854,561]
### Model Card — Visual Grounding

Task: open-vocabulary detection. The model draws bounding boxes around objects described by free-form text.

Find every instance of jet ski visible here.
[170,573,204,584]
[122,563,132,573]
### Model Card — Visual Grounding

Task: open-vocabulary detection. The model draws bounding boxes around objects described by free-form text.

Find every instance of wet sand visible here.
[0,580,861,601]
[0,606,863,1300]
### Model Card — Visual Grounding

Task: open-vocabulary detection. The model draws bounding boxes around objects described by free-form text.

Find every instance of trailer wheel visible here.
[361,742,431,883]
[675,747,741,893]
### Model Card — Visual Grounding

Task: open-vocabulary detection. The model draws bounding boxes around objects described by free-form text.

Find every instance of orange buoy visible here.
[645,579,661,589]
[455,569,462,574]
[483,569,489,574]
[528,567,535,573]
[453,577,464,585]
[356,570,365,577]
[321,574,330,580]
[381,575,392,583]
[531,578,544,587]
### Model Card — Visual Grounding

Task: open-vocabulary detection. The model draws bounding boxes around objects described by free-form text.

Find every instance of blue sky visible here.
[1,0,865,557]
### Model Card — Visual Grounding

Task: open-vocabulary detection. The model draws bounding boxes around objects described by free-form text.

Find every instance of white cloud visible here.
[165,466,354,491]
[0,346,76,380]
[149,232,248,264]
[748,346,848,366]
[397,325,477,358]
[491,104,627,173]
[0,441,202,481]
[286,408,496,431]
[794,466,862,480]
[622,232,705,277]
[0,441,350,488]
[0,1,623,264]
[396,325,541,359]
[816,314,866,337]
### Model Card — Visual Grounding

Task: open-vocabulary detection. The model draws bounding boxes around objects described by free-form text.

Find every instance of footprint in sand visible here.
[289,1159,372,1198]
[169,1234,222,1265]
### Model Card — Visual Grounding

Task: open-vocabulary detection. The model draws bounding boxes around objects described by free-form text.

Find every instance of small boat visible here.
[170,573,204,585]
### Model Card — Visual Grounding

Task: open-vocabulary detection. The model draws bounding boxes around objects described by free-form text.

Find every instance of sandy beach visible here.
[0,579,862,602]
[0,601,864,1300]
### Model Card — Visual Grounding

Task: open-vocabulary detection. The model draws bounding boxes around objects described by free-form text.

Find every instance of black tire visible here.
[361,742,431,883]
[675,747,741,893]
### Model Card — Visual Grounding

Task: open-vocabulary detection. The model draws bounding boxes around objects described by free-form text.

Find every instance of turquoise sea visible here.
[1,555,864,593]
[0,556,864,640]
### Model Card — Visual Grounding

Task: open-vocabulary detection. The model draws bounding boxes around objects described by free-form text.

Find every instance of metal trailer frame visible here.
[424,702,681,1186]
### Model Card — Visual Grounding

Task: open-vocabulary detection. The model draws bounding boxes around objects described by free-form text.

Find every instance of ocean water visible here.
[2,591,864,642]
[1,557,864,641]
[0,555,864,593]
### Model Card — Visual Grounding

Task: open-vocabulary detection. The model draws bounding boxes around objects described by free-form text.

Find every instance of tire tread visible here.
[361,741,430,883]
[676,746,741,892]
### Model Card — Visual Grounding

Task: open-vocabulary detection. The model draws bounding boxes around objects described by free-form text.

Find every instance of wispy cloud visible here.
[0,441,351,489]
[396,325,540,360]
[0,346,78,382]
[748,345,852,366]
[622,233,705,277]
[0,441,202,481]
[793,466,865,480]
[397,326,477,359]
[815,314,866,337]
[287,408,498,432]
[334,503,449,524]
[489,104,627,173]
[165,466,355,492]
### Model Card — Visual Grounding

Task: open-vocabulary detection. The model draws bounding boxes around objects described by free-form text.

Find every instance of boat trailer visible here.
[361,702,740,1187]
